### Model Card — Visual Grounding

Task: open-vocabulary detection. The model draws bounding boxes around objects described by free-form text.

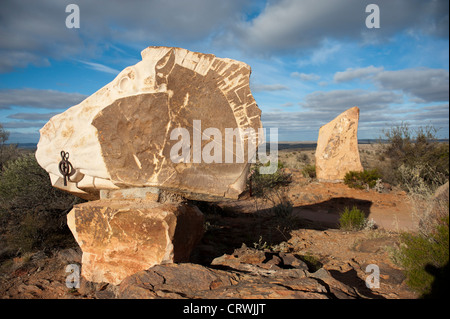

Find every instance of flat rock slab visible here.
[118,261,358,299]
[118,245,359,299]
[67,199,204,285]
[315,106,363,181]
[36,46,262,201]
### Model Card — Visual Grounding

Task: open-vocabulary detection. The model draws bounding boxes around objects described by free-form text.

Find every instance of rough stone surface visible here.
[0,226,418,299]
[36,46,262,201]
[118,246,359,299]
[67,199,204,285]
[315,106,363,181]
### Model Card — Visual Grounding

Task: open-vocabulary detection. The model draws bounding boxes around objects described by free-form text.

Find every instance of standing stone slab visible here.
[67,200,204,285]
[36,46,262,201]
[315,107,363,181]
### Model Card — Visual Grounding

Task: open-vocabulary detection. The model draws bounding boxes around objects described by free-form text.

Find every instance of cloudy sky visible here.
[0,0,448,143]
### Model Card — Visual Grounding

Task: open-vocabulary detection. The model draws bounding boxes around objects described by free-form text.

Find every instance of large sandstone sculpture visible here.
[315,106,363,181]
[36,46,262,201]
[35,47,263,284]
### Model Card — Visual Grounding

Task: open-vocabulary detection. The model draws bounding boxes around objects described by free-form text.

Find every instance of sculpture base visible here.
[67,199,204,285]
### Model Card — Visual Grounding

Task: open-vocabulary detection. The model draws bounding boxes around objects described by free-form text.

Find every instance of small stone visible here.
[279,253,309,270]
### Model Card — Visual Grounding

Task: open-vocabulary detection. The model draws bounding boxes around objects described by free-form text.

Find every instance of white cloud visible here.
[374,68,449,103]
[261,102,449,141]
[0,0,248,72]
[2,121,47,128]
[334,65,384,83]
[332,66,449,103]
[78,60,120,75]
[2,0,447,71]
[0,88,87,110]
[297,40,342,66]
[291,72,320,82]
[7,112,59,121]
[300,89,403,112]
[251,83,289,92]
[226,0,449,55]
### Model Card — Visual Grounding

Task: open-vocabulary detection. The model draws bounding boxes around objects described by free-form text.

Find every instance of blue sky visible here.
[0,0,448,143]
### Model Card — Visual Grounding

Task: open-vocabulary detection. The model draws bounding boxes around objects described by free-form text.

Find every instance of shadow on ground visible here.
[189,197,384,298]
[293,197,372,229]
[190,197,373,265]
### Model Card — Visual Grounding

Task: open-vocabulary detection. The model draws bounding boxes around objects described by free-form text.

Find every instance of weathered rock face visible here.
[67,199,204,285]
[315,106,363,181]
[118,245,359,299]
[36,46,262,201]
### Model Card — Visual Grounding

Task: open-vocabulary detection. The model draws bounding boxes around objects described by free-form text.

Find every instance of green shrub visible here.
[297,153,310,164]
[344,169,381,190]
[395,216,449,296]
[339,206,367,231]
[298,253,323,272]
[397,164,448,200]
[380,123,449,187]
[271,196,293,218]
[302,165,316,179]
[0,123,21,171]
[248,161,292,198]
[0,153,81,253]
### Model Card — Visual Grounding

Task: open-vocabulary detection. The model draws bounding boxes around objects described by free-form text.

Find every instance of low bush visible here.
[395,215,449,296]
[379,123,449,187]
[339,206,367,231]
[301,165,316,179]
[398,164,448,200]
[297,153,310,164]
[0,124,22,171]
[271,194,293,218]
[248,161,292,198]
[0,153,81,253]
[344,169,381,190]
[298,253,323,272]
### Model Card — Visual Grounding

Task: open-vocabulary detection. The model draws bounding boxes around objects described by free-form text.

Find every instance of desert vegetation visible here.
[0,124,81,260]
[338,206,367,231]
[394,215,448,297]
[378,123,448,188]
[375,124,449,296]
[344,169,381,190]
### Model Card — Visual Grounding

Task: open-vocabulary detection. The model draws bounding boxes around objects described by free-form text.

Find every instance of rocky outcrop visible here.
[0,229,416,299]
[36,46,262,201]
[315,106,363,181]
[118,245,359,299]
[67,200,204,285]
